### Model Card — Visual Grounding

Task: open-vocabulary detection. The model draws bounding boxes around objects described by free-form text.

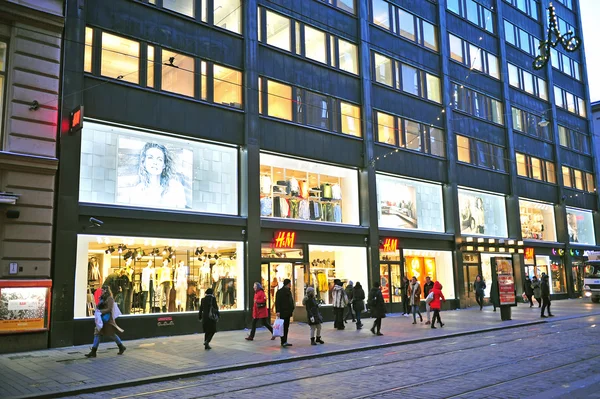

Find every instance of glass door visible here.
[293,263,307,306]
[380,263,391,303]
[261,262,294,319]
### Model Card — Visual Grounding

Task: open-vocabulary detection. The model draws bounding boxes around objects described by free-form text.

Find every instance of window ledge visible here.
[449,108,505,128]
[512,130,554,145]
[456,161,509,175]
[516,176,558,187]
[374,142,447,162]
[258,114,363,141]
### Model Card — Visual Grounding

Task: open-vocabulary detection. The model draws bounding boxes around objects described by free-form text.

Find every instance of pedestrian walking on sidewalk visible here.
[523,276,534,307]
[408,277,423,324]
[332,279,348,330]
[429,281,445,329]
[540,274,554,318]
[344,280,356,323]
[423,277,434,324]
[474,275,486,311]
[531,276,542,307]
[369,281,386,336]
[401,276,410,317]
[353,281,366,329]
[491,279,499,312]
[199,288,220,350]
[246,282,274,341]
[303,287,325,345]
[85,285,126,358]
[275,278,295,347]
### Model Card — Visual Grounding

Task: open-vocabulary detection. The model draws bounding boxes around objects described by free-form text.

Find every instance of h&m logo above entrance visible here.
[380,238,399,252]
[273,231,296,249]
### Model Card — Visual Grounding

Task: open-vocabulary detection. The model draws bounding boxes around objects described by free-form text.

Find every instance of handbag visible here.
[272,317,284,337]
[257,301,266,308]
[208,297,219,321]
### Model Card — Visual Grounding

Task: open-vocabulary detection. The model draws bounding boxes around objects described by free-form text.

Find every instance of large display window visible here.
[527,255,566,294]
[481,253,510,298]
[458,188,508,237]
[376,174,444,232]
[566,208,596,245]
[79,122,238,215]
[519,199,557,242]
[260,153,359,225]
[403,249,455,299]
[74,235,244,318]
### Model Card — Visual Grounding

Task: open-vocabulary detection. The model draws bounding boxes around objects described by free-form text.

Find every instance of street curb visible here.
[10,318,550,399]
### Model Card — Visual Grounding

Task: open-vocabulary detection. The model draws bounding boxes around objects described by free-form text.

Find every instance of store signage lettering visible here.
[569,249,581,257]
[273,231,296,249]
[381,238,399,252]
[551,248,565,256]
[157,316,174,327]
[7,299,40,311]
[524,248,535,263]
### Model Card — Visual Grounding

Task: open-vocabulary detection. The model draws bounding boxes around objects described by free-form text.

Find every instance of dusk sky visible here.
[581,0,600,102]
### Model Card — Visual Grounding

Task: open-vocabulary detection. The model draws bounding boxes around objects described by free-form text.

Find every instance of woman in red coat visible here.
[246,282,275,341]
[429,281,445,329]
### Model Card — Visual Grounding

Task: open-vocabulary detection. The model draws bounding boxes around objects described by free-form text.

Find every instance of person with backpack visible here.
[245,282,275,341]
[332,279,348,330]
[344,280,356,323]
[429,281,445,329]
[85,285,126,358]
[199,288,220,350]
[369,281,386,336]
[303,286,325,345]
[474,274,486,311]
[353,281,366,330]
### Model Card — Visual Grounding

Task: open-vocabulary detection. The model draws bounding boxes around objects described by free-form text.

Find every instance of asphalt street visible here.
[61,313,600,399]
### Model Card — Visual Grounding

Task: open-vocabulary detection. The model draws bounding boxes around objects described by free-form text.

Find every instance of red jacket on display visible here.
[252,289,269,319]
[429,281,445,310]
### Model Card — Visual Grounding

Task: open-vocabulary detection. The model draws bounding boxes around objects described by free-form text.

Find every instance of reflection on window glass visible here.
[214,65,242,108]
[404,120,421,151]
[398,9,415,41]
[469,44,482,71]
[377,111,396,145]
[422,21,437,51]
[101,32,140,84]
[214,0,241,34]
[488,54,499,79]
[305,91,329,129]
[338,39,358,75]
[522,70,534,94]
[508,64,519,87]
[338,0,355,13]
[430,128,445,157]
[457,135,471,163]
[163,0,194,17]
[401,64,418,95]
[546,162,556,183]
[340,102,361,137]
[84,28,93,73]
[266,11,291,51]
[372,0,390,29]
[374,53,392,86]
[267,80,292,120]
[426,74,441,103]
[162,50,194,97]
[449,34,463,62]
[304,26,327,64]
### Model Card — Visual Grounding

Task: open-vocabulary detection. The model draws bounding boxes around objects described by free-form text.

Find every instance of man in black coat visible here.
[275,278,295,347]
[540,274,554,318]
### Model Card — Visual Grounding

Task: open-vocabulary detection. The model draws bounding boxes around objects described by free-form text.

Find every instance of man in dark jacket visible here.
[275,278,295,347]
[369,282,386,336]
[540,274,554,318]
[524,276,534,307]
[423,276,434,325]
[344,280,356,323]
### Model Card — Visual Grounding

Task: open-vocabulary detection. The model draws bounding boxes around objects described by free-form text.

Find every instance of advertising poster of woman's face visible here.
[459,193,485,235]
[116,137,193,210]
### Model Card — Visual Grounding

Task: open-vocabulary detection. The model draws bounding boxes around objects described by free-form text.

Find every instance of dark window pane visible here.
[305,91,329,129]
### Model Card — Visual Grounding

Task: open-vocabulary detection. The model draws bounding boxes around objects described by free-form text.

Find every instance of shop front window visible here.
[519,199,557,241]
[74,235,244,318]
[535,255,566,294]
[458,188,508,237]
[480,253,510,298]
[403,249,455,299]
[566,208,596,245]
[376,174,444,232]
[79,122,238,215]
[308,245,368,305]
[259,153,360,225]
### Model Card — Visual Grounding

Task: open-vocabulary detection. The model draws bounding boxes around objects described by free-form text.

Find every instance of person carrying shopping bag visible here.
[199,288,220,350]
[246,282,275,341]
[303,287,325,345]
[275,278,294,347]
[85,285,126,358]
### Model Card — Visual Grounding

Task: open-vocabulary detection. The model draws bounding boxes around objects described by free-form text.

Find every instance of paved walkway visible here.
[1,300,598,399]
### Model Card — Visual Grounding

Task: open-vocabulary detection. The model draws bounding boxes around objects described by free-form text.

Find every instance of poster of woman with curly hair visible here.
[116,137,193,209]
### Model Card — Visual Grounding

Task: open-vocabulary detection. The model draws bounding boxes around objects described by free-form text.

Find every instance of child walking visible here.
[303,287,325,345]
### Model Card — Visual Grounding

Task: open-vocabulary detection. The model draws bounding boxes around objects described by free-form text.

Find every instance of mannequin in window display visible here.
[123,143,187,209]
[141,260,156,313]
[175,260,188,312]
[158,259,173,313]
[473,197,485,234]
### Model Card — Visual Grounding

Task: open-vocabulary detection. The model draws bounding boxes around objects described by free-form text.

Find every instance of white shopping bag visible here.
[94,310,104,330]
[272,317,284,337]
[425,292,434,304]
[113,302,122,319]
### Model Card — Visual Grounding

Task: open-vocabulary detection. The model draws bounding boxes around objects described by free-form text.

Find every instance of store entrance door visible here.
[261,262,294,320]
[379,262,402,304]
[572,261,584,297]
[462,253,481,305]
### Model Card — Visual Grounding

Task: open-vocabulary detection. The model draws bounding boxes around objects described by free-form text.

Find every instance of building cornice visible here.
[0,151,58,175]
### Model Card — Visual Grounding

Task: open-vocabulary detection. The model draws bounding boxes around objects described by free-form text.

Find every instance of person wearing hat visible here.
[275,278,295,347]
[368,281,386,336]
[344,280,356,323]
[199,288,219,350]
[303,286,325,345]
[332,278,348,330]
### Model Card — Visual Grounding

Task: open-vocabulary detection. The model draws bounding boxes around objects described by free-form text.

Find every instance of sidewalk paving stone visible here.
[0,299,598,399]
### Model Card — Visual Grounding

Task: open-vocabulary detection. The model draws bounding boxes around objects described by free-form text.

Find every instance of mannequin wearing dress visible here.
[174,261,188,312]
[141,260,155,313]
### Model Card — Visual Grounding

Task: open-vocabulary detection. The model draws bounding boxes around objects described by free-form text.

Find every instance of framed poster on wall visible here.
[0,280,52,334]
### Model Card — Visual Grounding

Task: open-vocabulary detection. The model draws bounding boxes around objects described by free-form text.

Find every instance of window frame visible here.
[146,0,242,34]
[448,34,500,79]
[451,83,504,125]
[511,107,551,141]
[507,62,548,101]
[516,152,556,183]
[456,134,506,172]
[562,165,596,192]
[447,0,495,33]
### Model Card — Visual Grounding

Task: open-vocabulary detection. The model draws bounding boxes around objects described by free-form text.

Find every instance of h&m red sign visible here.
[273,231,296,249]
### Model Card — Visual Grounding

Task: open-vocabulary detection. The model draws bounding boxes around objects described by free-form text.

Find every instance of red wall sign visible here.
[524,247,535,263]
[273,231,296,249]
[380,238,399,252]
